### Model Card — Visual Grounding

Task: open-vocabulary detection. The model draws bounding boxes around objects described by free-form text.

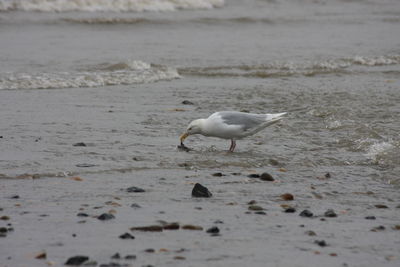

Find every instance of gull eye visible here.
[188,127,192,131]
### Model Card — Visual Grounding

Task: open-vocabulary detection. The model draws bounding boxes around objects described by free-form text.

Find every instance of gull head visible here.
[180,119,204,143]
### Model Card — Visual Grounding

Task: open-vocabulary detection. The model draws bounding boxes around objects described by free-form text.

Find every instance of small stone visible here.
[174,256,186,260]
[111,253,120,259]
[305,230,316,236]
[375,204,388,209]
[325,172,331,178]
[77,213,89,217]
[365,216,376,220]
[247,200,257,205]
[324,209,337,217]
[214,220,224,224]
[393,225,400,230]
[0,216,10,220]
[35,251,46,259]
[191,183,212,198]
[299,210,313,217]
[76,163,96,168]
[130,203,141,208]
[260,172,274,181]
[181,100,194,105]
[314,240,327,247]
[212,172,225,177]
[73,142,87,147]
[371,225,385,232]
[144,248,155,253]
[206,227,220,234]
[10,195,20,199]
[126,186,145,193]
[248,205,263,211]
[280,193,294,201]
[182,225,203,231]
[97,213,115,221]
[247,174,260,178]
[119,233,135,239]
[130,225,163,232]
[254,211,267,215]
[163,223,180,230]
[124,255,136,260]
[329,253,337,257]
[284,207,296,213]
[269,159,280,166]
[65,256,89,266]
[0,227,7,233]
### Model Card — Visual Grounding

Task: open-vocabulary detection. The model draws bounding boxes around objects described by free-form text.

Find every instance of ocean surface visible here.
[1,1,400,267]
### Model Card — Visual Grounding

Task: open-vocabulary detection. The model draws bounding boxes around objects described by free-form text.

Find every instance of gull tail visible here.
[265,112,287,126]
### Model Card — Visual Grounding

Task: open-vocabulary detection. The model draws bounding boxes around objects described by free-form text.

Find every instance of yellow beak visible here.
[180,132,189,143]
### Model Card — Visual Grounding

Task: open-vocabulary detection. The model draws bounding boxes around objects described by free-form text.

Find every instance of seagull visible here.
[180,111,286,152]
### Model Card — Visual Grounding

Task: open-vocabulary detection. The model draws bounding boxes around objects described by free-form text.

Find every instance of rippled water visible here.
[0,0,399,187]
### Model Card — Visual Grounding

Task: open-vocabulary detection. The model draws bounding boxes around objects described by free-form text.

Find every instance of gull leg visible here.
[229,139,236,152]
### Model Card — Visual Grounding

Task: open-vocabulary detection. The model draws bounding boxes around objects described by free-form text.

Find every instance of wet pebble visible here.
[119,233,135,239]
[305,230,316,236]
[371,225,386,232]
[0,216,10,221]
[125,255,136,260]
[375,204,388,209]
[131,225,163,232]
[0,227,8,233]
[248,205,263,211]
[73,142,87,147]
[111,253,120,259]
[192,183,212,198]
[144,248,155,253]
[65,255,89,266]
[126,186,145,193]
[254,211,267,215]
[248,200,257,205]
[260,172,274,181]
[182,100,194,105]
[324,209,337,217]
[284,207,296,213]
[299,210,313,217]
[10,195,20,199]
[212,172,225,177]
[35,251,47,260]
[130,203,141,208]
[280,193,294,201]
[77,213,89,217]
[247,174,260,178]
[182,225,203,231]
[97,213,115,221]
[206,226,220,234]
[365,216,376,220]
[314,240,328,247]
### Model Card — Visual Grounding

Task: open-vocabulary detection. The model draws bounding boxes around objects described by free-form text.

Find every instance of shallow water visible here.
[0,0,400,266]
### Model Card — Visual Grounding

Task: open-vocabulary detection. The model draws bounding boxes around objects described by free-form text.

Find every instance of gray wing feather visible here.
[218,111,267,131]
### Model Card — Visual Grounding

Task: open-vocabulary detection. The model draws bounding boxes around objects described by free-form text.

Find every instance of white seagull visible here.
[180,111,286,152]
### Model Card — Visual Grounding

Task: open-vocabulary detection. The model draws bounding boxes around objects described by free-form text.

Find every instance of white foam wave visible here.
[0,0,224,12]
[0,60,180,90]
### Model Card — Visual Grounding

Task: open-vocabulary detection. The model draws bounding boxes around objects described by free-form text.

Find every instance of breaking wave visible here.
[0,0,224,12]
[0,60,180,90]
[178,55,400,78]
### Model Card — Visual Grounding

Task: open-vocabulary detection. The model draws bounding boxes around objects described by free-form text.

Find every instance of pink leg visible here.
[229,139,236,152]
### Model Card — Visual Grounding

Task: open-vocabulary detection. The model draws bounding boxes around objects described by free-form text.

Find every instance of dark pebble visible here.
[0,227,8,233]
[0,216,10,220]
[206,227,220,234]
[130,203,141,208]
[131,225,163,232]
[371,225,386,232]
[73,142,87,147]
[77,213,89,217]
[280,193,294,201]
[182,100,194,105]
[111,253,120,259]
[324,209,337,217]
[119,233,135,239]
[375,204,388,209]
[163,223,180,230]
[191,183,212,198]
[144,248,155,253]
[65,255,89,266]
[76,163,96,168]
[212,172,225,177]
[247,174,260,178]
[97,213,115,221]
[254,211,267,215]
[365,216,376,220]
[10,195,20,199]
[248,205,263,211]
[305,230,316,236]
[314,240,327,247]
[284,207,296,213]
[0,233,6,238]
[181,225,203,230]
[260,172,274,181]
[126,186,145,193]
[299,210,313,217]
[325,172,331,178]
[247,200,257,205]
[214,220,224,224]
[124,255,136,260]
